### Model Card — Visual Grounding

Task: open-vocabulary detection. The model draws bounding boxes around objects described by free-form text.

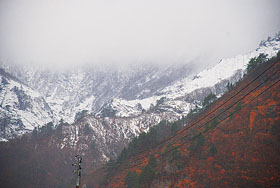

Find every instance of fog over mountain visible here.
[1,1,280,187]
[0,0,279,70]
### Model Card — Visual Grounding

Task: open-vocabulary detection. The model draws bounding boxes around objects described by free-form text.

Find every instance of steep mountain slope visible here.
[101,50,280,188]
[0,68,54,141]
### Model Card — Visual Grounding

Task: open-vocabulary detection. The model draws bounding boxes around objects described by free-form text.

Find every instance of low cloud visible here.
[0,0,279,69]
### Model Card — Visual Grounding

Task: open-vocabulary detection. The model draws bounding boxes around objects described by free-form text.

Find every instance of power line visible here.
[122,60,280,161]
[118,64,280,169]
[98,61,280,175]
[121,75,280,171]
[109,65,279,172]
[96,61,280,175]
[158,78,280,158]
[104,73,280,188]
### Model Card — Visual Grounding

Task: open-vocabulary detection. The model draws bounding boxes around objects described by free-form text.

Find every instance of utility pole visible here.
[72,155,82,188]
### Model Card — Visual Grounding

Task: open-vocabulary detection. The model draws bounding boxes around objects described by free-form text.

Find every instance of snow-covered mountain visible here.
[0,34,280,150]
[161,37,280,99]
[101,35,280,118]
[0,62,196,122]
[0,69,54,141]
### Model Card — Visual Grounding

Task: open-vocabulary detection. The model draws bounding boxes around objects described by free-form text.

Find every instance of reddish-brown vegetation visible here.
[101,60,280,187]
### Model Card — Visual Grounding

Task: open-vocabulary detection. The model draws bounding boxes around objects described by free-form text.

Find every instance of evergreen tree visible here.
[117,147,128,163]
[246,53,268,72]
[148,155,157,168]
[139,163,155,187]
[202,93,217,107]
[125,171,139,188]
[226,82,233,91]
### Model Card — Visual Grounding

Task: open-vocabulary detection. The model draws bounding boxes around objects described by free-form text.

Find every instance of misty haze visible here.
[0,0,279,69]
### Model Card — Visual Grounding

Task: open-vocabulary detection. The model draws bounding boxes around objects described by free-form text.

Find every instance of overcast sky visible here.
[0,0,279,69]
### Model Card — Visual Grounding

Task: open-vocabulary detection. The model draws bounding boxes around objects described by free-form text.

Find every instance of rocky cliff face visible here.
[0,62,196,122]
[0,68,54,141]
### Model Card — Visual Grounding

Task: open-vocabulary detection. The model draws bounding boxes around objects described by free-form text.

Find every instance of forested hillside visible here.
[98,52,280,188]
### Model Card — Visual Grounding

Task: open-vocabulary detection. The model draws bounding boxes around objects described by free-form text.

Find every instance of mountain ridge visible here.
[0,34,279,144]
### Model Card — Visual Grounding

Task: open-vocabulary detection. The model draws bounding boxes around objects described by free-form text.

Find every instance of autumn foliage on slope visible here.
[100,53,280,188]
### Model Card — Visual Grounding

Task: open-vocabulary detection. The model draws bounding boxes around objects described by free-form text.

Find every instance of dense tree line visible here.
[247,51,280,73]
